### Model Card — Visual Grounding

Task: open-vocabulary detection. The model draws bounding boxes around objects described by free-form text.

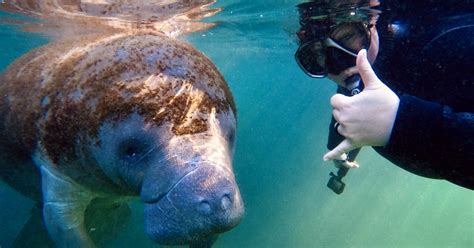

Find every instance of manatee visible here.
[0,31,244,247]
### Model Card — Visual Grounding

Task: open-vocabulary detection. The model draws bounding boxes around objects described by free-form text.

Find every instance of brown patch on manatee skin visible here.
[0,31,235,164]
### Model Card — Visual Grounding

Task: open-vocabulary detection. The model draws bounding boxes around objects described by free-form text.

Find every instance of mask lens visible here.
[295,22,370,78]
[326,22,370,75]
[295,41,327,78]
[330,22,370,54]
[326,47,356,75]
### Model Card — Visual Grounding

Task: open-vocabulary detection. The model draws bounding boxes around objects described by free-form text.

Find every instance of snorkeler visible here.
[295,0,474,190]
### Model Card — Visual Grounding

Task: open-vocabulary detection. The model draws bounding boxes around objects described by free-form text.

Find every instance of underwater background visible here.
[0,0,473,247]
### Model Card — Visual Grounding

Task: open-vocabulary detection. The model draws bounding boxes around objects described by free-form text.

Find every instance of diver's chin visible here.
[327,73,348,87]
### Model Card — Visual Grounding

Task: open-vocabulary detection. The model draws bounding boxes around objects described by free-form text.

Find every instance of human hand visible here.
[323,49,400,164]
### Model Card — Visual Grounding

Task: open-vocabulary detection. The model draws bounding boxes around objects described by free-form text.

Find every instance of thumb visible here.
[330,93,351,109]
[356,49,380,88]
[323,139,357,161]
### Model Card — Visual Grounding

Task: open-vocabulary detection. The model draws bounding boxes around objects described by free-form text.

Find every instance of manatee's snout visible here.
[143,161,244,245]
[185,164,243,230]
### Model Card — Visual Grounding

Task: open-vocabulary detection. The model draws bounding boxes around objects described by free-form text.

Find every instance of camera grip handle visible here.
[327,74,364,159]
[326,75,364,194]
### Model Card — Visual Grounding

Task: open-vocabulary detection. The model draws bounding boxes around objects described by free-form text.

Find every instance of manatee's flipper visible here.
[12,204,54,248]
[189,235,218,248]
[37,155,97,247]
[84,198,132,246]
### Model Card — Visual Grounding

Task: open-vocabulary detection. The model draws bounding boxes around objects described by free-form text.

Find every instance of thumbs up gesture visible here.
[323,49,400,163]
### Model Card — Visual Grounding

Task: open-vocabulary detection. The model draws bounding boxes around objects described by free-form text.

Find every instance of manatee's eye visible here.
[228,130,236,150]
[228,131,235,144]
[118,138,151,165]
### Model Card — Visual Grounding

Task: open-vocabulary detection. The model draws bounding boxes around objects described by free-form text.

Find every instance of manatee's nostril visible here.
[221,194,232,211]
[198,200,211,215]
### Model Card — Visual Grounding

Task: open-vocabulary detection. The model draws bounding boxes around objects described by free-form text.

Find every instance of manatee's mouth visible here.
[142,164,244,246]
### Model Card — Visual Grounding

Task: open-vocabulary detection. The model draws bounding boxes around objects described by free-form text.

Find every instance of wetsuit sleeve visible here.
[375,94,474,189]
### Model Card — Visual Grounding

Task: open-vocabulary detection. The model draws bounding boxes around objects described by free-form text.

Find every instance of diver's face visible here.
[328,25,379,86]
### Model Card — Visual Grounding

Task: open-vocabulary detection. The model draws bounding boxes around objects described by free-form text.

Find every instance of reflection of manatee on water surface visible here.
[0,0,221,36]
[0,1,244,247]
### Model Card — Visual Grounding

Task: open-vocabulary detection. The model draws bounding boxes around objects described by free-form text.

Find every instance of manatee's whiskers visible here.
[164,165,199,200]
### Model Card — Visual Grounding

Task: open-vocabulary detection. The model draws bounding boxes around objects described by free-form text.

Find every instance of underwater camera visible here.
[327,164,349,194]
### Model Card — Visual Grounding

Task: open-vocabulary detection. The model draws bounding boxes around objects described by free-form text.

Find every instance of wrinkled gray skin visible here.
[38,111,243,247]
[0,32,243,247]
[93,112,243,246]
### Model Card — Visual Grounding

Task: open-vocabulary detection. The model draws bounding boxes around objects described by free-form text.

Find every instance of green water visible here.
[1,0,473,247]
[0,10,49,248]
[0,11,48,71]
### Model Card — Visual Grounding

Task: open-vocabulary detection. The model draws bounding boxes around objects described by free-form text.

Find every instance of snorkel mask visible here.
[295,0,379,78]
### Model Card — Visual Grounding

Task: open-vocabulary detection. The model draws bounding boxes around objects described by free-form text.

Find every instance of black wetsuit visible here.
[326,0,474,189]
[372,0,473,189]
